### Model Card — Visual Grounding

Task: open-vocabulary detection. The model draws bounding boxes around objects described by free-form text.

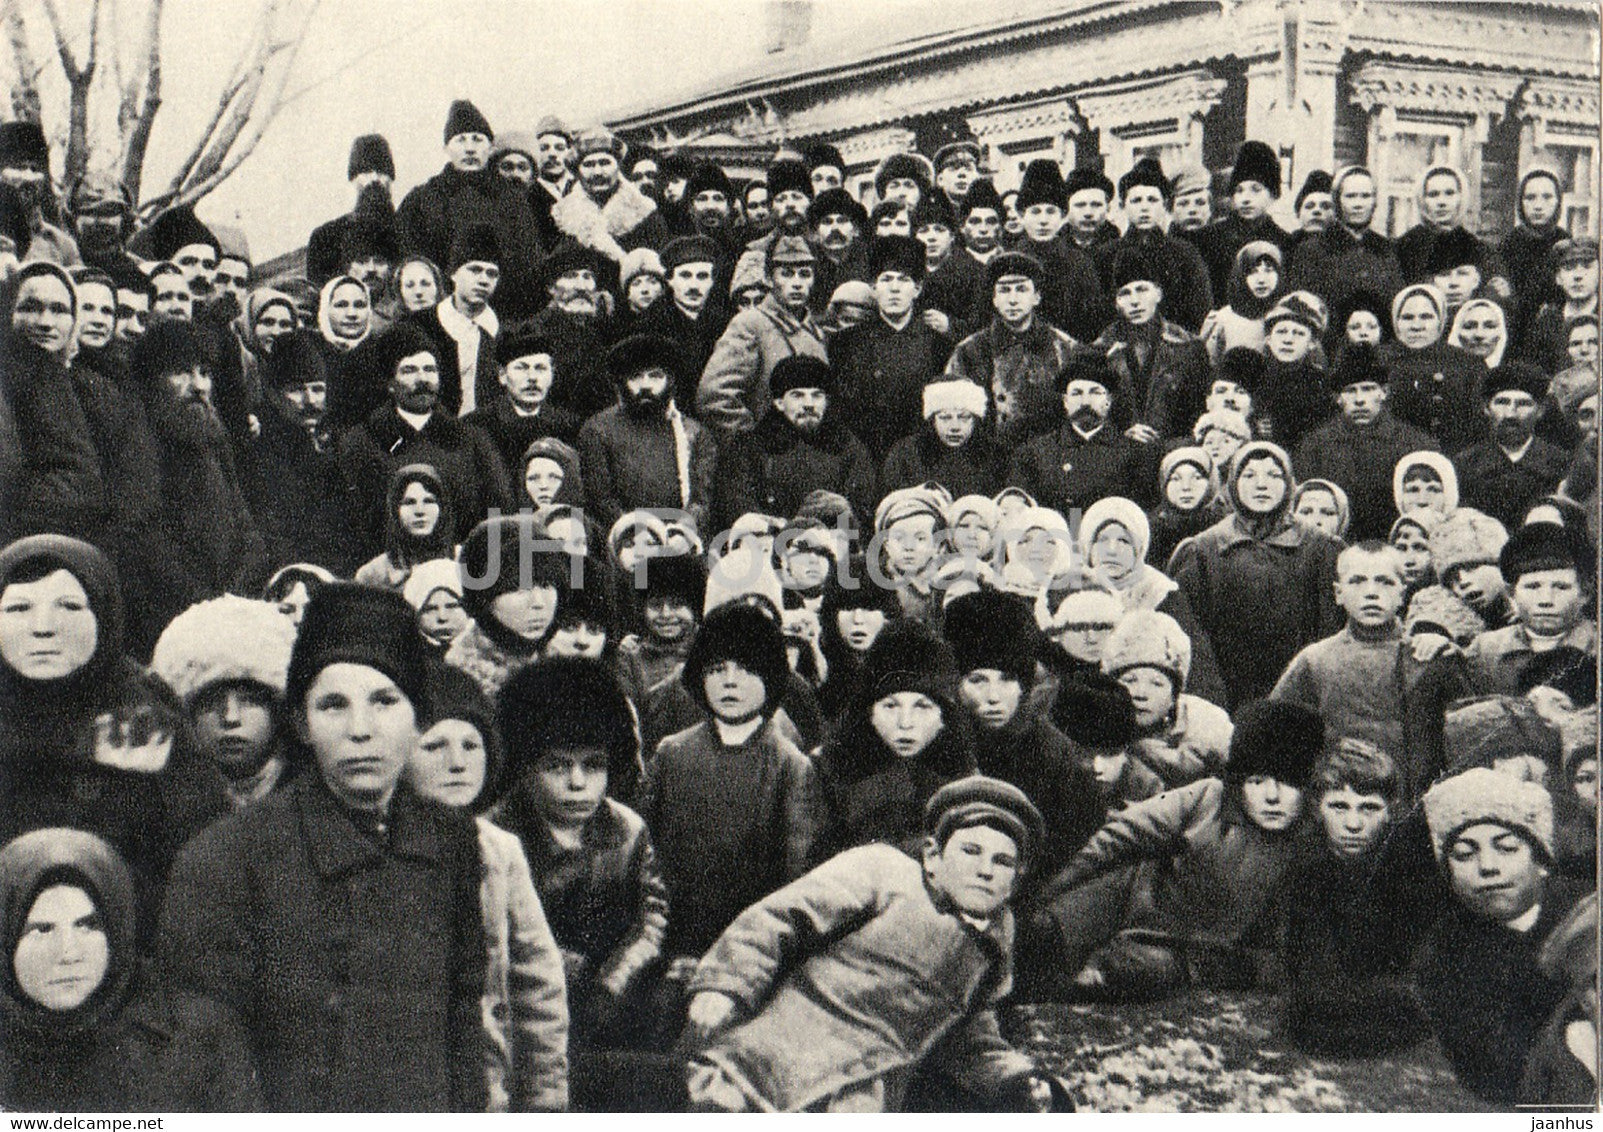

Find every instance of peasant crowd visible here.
[0,96,1597,1113]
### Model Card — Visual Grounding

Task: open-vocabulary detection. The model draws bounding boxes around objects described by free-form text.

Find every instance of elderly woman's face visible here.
[300,662,416,811]
[1395,294,1442,349]
[0,569,98,680]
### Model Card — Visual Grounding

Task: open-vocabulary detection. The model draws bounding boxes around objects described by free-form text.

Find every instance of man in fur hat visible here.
[550,125,667,281]
[1194,140,1291,303]
[802,142,847,196]
[807,187,870,317]
[742,155,813,255]
[1094,157,1214,333]
[921,180,1007,342]
[1287,170,1335,254]
[524,243,617,420]
[1062,163,1120,257]
[874,152,933,212]
[578,334,714,533]
[636,235,727,391]
[66,171,141,280]
[307,134,397,287]
[714,354,876,532]
[1007,158,1110,342]
[397,99,544,321]
[1452,362,1569,529]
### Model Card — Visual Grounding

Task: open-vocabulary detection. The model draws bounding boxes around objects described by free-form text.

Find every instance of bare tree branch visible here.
[3,0,41,123]
[121,0,162,200]
[162,0,272,194]
[40,0,101,186]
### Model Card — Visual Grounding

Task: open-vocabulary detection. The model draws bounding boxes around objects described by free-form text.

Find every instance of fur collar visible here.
[550,180,658,262]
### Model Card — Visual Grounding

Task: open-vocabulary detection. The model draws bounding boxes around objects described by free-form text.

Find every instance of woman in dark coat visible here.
[1381,283,1488,454]
[0,827,261,1111]
[1169,441,1345,708]
[157,584,489,1112]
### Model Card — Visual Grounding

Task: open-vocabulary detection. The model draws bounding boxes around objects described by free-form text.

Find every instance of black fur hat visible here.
[1118,156,1172,205]
[802,142,846,175]
[285,583,429,715]
[1014,159,1066,212]
[681,594,789,716]
[640,551,707,612]
[1229,140,1281,198]
[1110,246,1162,291]
[943,588,1039,686]
[1424,227,1484,276]
[862,617,959,704]
[348,134,395,180]
[868,234,926,282]
[447,223,502,272]
[1218,346,1267,394]
[1226,699,1323,788]
[806,187,867,230]
[768,354,834,398]
[130,318,208,384]
[606,334,684,388]
[684,161,734,201]
[261,329,329,391]
[497,655,643,800]
[1052,671,1139,750]
[766,157,812,199]
[444,99,493,143]
[1065,163,1115,203]
[958,179,1005,220]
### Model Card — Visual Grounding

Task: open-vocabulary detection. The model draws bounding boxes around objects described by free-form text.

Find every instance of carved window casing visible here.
[1517,80,1600,237]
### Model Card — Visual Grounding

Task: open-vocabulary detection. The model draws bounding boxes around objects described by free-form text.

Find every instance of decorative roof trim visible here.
[1349,60,1524,119]
[1076,70,1228,131]
[1518,78,1601,126]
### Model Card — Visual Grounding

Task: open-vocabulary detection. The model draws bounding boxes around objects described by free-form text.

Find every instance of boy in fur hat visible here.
[150,595,300,810]
[1461,521,1595,694]
[683,775,1059,1112]
[1029,700,1323,1002]
[1415,766,1587,1105]
[1051,670,1150,812]
[1411,507,1514,636]
[880,376,1004,500]
[1254,292,1334,454]
[1007,158,1110,342]
[1195,140,1291,302]
[1094,156,1215,333]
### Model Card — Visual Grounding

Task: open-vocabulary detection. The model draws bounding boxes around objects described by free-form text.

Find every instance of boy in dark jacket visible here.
[880,376,1005,499]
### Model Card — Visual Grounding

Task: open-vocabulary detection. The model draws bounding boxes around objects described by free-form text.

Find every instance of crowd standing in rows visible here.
[0,100,1597,1112]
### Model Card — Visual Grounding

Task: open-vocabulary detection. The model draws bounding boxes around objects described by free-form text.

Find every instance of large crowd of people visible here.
[0,93,1597,1112]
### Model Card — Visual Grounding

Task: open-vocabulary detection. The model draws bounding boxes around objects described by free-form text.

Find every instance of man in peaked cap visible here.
[307,133,397,286]
[933,138,984,210]
[1452,361,1570,529]
[526,114,576,248]
[397,99,544,322]
[549,124,669,276]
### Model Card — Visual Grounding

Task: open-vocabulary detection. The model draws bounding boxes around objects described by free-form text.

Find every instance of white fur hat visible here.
[402,558,463,610]
[1099,608,1192,688]
[1044,585,1126,633]
[150,595,297,703]
[1422,766,1554,861]
[1429,508,1508,577]
[922,378,988,420]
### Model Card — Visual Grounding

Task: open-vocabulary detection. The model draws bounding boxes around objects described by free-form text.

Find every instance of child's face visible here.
[951,513,993,555]
[1444,823,1546,922]
[528,745,608,830]
[1244,260,1279,299]
[547,619,607,658]
[644,598,695,644]
[1445,563,1506,610]
[1235,456,1288,515]
[1054,610,1117,664]
[1118,666,1175,729]
[1089,521,1139,584]
[1240,774,1304,832]
[1265,319,1314,363]
[836,608,886,653]
[409,719,487,809]
[190,681,277,779]
[959,668,1024,731]
[872,691,944,757]
[1231,180,1271,221]
[490,585,558,641]
[922,824,1020,918]
[933,408,977,448]
[1165,463,1209,511]
[1200,425,1245,469]
[703,659,766,724]
[1557,261,1599,303]
[1397,469,1447,517]
[1511,568,1585,637]
[13,884,109,1011]
[398,481,441,538]
[1345,309,1382,346]
[626,273,664,313]
[615,530,662,571]
[1333,550,1406,629]
[1090,747,1128,787]
[1292,489,1342,538]
[418,589,468,646]
[916,222,953,263]
[782,547,831,590]
[885,514,938,578]
[1572,759,1598,814]
[275,581,313,627]
[546,516,587,557]
[1317,785,1390,858]
[524,457,565,506]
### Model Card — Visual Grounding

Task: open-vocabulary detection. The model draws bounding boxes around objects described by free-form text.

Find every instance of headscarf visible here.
[1414,165,1469,229]
[1390,283,1447,350]
[1225,240,1285,318]
[316,274,372,351]
[1446,297,1510,368]
[1078,496,1179,610]
[235,286,296,359]
[1291,478,1352,539]
[1224,440,1296,535]
[382,463,456,571]
[1330,166,1378,229]
[1392,450,1460,517]
[1158,446,1220,512]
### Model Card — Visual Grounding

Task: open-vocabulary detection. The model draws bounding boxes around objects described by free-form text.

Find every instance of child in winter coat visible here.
[354,462,457,589]
[1280,739,1429,1056]
[1200,240,1285,364]
[683,776,1057,1112]
[880,377,1006,500]
[445,514,573,699]
[406,666,569,1112]
[617,551,706,694]
[1147,446,1226,571]
[1028,700,1323,1002]
[402,558,472,652]
[1463,521,1596,696]
[1255,294,1334,454]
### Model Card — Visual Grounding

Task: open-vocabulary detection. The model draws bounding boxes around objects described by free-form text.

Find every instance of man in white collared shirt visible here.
[435,223,502,417]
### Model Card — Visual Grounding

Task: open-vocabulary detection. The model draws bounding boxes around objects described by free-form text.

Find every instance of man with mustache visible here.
[0,121,80,266]
[638,235,727,400]
[714,354,876,533]
[524,244,618,422]
[806,188,870,320]
[1451,362,1569,530]
[548,125,668,292]
[578,334,715,534]
[1005,353,1156,519]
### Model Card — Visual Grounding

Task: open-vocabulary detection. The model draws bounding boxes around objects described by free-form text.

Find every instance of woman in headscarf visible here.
[0,535,227,942]
[353,463,457,590]
[1497,167,1571,346]
[1381,283,1487,453]
[234,286,297,409]
[1170,441,1345,707]
[0,827,261,1110]
[315,274,374,360]
[158,583,489,1112]
[1447,297,1510,369]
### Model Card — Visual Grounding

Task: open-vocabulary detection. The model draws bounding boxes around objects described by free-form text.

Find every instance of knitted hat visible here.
[1170,163,1212,199]
[1392,451,1459,516]
[446,223,501,272]
[684,161,734,201]
[925,774,1046,871]
[661,234,720,272]
[129,318,208,383]
[807,187,867,230]
[151,595,297,704]
[704,540,784,615]
[1217,346,1267,393]
[1424,227,1484,276]
[605,334,683,386]
[1422,766,1553,861]
[138,204,219,261]
[1501,520,1594,585]
[285,583,429,713]
[495,327,554,367]
[1229,140,1281,197]
[401,558,464,610]
[0,120,49,172]
[1402,585,1486,644]
[534,115,570,141]
[943,588,1040,684]
[1329,341,1389,389]
[933,140,982,171]
[765,233,816,268]
[1118,156,1172,205]
[1099,609,1191,689]
[1014,159,1066,212]
[1052,670,1139,750]
[802,142,846,176]
[1110,246,1162,291]
[958,179,1006,220]
[1481,360,1549,403]
[639,551,707,612]
[868,234,926,281]
[1518,645,1597,710]
[497,655,642,799]
[260,329,328,391]
[1066,164,1115,203]
[572,126,624,161]
[1160,445,1217,494]
[768,354,833,398]
[863,617,959,703]
[444,99,493,143]
[348,134,395,180]
[765,157,811,199]
[986,250,1043,291]
[619,247,665,289]
[1429,508,1508,577]
[1443,694,1564,777]
[922,377,987,419]
[1294,169,1334,211]
[681,594,789,715]
[1264,292,1324,333]
[949,494,999,530]
[1226,699,1323,787]
[874,152,934,199]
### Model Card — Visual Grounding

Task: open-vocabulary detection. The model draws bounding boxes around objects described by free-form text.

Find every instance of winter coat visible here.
[0,335,107,544]
[635,299,730,410]
[696,295,829,435]
[1499,210,1569,350]
[475,817,568,1112]
[1127,693,1234,791]
[397,165,545,322]
[1170,514,1344,708]
[1196,214,1291,303]
[463,394,583,485]
[1148,498,1228,573]
[643,666,822,759]
[1092,318,1211,439]
[1413,878,1585,1105]
[548,181,667,277]
[524,303,619,421]
[1270,625,1467,805]
[1462,621,1597,698]
[1381,341,1488,454]
[829,316,952,461]
[944,319,1080,447]
[815,714,976,861]
[1007,422,1159,514]
[640,718,820,958]
[881,427,1006,501]
[688,843,1035,1112]
[714,411,876,532]
[921,250,991,341]
[337,403,512,547]
[248,393,362,575]
[1093,230,1214,334]
[158,775,489,1112]
[1255,359,1335,456]
[1451,436,1570,531]
[1010,235,1112,343]
[1287,225,1404,322]
[1295,411,1440,542]
[972,710,1104,888]
[576,404,715,533]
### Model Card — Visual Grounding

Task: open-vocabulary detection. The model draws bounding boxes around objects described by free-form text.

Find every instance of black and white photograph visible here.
[0,0,1597,1115]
